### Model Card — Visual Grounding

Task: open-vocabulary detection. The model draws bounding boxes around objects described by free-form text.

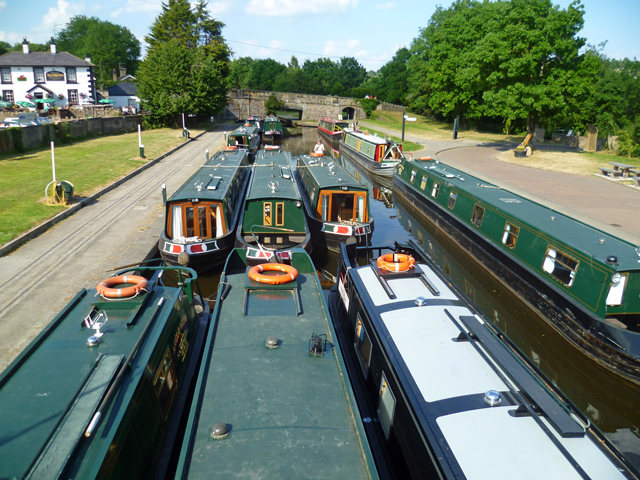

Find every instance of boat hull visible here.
[393,173,640,384]
[306,214,374,253]
[339,139,398,177]
[159,230,237,273]
[318,128,342,150]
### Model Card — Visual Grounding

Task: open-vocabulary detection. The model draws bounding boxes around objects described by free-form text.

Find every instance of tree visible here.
[265,94,284,115]
[337,57,367,92]
[138,0,230,125]
[56,16,140,85]
[378,47,410,105]
[0,41,11,56]
[248,59,286,91]
[228,57,255,89]
[302,58,339,95]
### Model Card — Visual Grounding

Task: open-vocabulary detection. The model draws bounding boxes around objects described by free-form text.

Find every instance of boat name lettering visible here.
[178,328,189,361]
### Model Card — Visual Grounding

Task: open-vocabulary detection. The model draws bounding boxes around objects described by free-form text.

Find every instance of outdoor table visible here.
[608,162,635,178]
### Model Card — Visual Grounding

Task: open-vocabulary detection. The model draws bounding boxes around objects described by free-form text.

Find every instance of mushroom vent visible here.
[308,333,327,356]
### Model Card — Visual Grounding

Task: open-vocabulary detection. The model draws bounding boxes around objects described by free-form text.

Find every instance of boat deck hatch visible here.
[243,270,302,316]
[370,261,440,300]
[458,314,585,439]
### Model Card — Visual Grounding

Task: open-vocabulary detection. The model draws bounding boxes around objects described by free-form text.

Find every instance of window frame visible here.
[275,202,285,227]
[67,89,79,105]
[2,90,14,103]
[447,191,457,210]
[0,67,11,84]
[431,182,440,199]
[354,313,372,378]
[501,222,520,249]
[378,372,396,439]
[542,245,580,287]
[34,67,45,83]
[167,201,226,240]
[65,67,77,83]
[471,204,485,227]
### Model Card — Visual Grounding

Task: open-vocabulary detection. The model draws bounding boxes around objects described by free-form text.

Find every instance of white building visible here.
[107,82,140,110]
[0,38,96,111]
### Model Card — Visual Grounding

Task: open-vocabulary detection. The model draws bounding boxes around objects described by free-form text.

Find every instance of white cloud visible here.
[0,1,8,11]
[112,0,163,19]
[30,0,84,42]
[208,1,234,16]
[0,31,23,45]
[323,38,366,58]
[375,2,395,9]
[245,0,359,17]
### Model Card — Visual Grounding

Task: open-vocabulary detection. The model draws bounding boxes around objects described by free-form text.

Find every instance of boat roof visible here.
[247,150,301,201]
[320,117,348,125]
[264,115,280,121]
[167,149,248,203]
[0,282,181,479]
[346,128,395,145]
[412,159,640,270]
[176,249,377,479]
[297,154,367,191]
[229,125,258,136]
[348,254,630,479]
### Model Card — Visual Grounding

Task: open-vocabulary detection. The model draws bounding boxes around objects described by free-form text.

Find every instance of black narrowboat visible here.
[328,240,639,480]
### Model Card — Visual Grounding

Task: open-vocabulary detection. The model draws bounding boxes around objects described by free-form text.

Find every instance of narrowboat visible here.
[328,240,639,480]
[338,151,394,203]
[263,114,283,142]
[236,149,311,261]
[295,154,374,252]
[0,265,211,480]
[226,125,260,161]
[318,116,349,149]
[393,158,640,384]
[245,115,262,135]
[173,248,382,479]
[339,128,405,177]
[159,149,251,273]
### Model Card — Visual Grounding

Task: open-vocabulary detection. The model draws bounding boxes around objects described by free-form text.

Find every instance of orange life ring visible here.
[418,156,432,161]
[248,263,298,285]
[96,275,149,298]
[310,152,323,157]
[225,145,238,151]
[376,253,416,272]
[244,123,251,126]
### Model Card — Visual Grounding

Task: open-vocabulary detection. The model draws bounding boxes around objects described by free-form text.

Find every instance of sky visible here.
[0,0,639,71]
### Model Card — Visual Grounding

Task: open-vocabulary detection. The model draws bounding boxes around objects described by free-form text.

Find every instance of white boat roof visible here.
[347,129,392,145]
[351,262,628,479]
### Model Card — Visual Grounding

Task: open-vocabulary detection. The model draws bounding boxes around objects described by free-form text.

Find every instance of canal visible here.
[199,126,640,470]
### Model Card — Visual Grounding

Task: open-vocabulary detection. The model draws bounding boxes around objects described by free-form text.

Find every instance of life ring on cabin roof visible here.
[248,263,298,285]
[225,145,238,151]
[96,275,149,298]
[310,152,323,157]
[377,253,416,272]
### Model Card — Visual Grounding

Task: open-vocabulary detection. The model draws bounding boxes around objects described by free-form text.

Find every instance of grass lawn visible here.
[357,125,422,152]
[0,127,204,246]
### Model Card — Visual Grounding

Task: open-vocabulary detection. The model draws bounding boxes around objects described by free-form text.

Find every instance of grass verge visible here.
[0,127,203,246]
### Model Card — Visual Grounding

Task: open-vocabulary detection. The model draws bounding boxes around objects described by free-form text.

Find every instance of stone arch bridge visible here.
[226,89,404,121]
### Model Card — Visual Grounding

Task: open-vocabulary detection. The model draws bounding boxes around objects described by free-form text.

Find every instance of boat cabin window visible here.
[410,170,417,183]
[501,222,520,249]
[431,182,440,199]
[606,273,628,306]
[420,176,427,191]
[276,202,284,226]
[170,202,224,240]
[542,246,579,287]
[153,347,178,419]
[471,204,485,227]
[378,372,396,439]
[264,202,272,226]
[231,136,247,148]
[354,314,372,377]
[447,191,457,209]
[317,191,367,222]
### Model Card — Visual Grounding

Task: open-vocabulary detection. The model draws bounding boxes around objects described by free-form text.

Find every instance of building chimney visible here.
[112,68,117,82]
[120,66,126,78]
[22,38,29,54]
[50,37,56,54]
[85,53,91,64]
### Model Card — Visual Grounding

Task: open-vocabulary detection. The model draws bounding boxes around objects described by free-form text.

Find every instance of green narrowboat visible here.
[339,128,406,176]
[318,117,349,150]
[173,248,381,479]
[245,116,262,135]
[236,149,311,262]
[263,114,283,142]
[0,265,211,479]
[295,154,374,252]
[159,149,251,273]
[394,157,640,384]
[226,125,260,161]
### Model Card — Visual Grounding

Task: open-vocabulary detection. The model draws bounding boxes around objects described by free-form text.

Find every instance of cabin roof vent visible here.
[266,336,280,349]
[211,422,230,439]
[484,390,501,406]
[598,238,606,244]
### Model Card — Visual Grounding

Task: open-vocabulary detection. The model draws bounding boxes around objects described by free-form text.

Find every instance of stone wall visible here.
[376,101,406,113]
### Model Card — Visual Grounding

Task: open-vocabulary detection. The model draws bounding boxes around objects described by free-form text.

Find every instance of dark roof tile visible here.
[0,51,94,67]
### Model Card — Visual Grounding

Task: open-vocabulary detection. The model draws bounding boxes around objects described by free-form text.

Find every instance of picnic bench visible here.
[630,168,640,178]
[633,176,640,188]
[608,162,635,178]
[598,167,622,178]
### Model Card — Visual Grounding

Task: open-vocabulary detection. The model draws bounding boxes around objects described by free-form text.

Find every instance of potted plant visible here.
[25,93,33,100]
[58,94,64,100]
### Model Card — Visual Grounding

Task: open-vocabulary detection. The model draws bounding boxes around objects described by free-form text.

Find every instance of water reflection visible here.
[189,124,640,469]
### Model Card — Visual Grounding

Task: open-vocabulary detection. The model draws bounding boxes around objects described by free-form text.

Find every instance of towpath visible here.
[359,121,640,245]
[0,127,229,373]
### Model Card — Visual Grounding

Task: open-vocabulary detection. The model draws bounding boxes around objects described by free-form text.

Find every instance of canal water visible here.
[198,126,640,469]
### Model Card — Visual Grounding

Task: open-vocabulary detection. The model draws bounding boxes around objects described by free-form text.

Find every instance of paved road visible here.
[0,127,228,373]
[360,121,640,244]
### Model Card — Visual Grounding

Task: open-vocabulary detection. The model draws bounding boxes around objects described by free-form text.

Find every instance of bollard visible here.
[224,132,227,141]
[206,149,209,161]
[139,145,145,158]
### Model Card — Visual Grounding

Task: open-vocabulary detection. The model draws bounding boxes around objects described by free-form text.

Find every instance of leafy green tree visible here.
[337,57,367,91]
[9,41,49,52]
[378,47,410,105]
[248,59,286,91]
[57,16,141,85]
[265,94,285,114]
[228,57,254,89]
[301,58,339,95]
[138,0,230,125]
[0,41,11,56]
